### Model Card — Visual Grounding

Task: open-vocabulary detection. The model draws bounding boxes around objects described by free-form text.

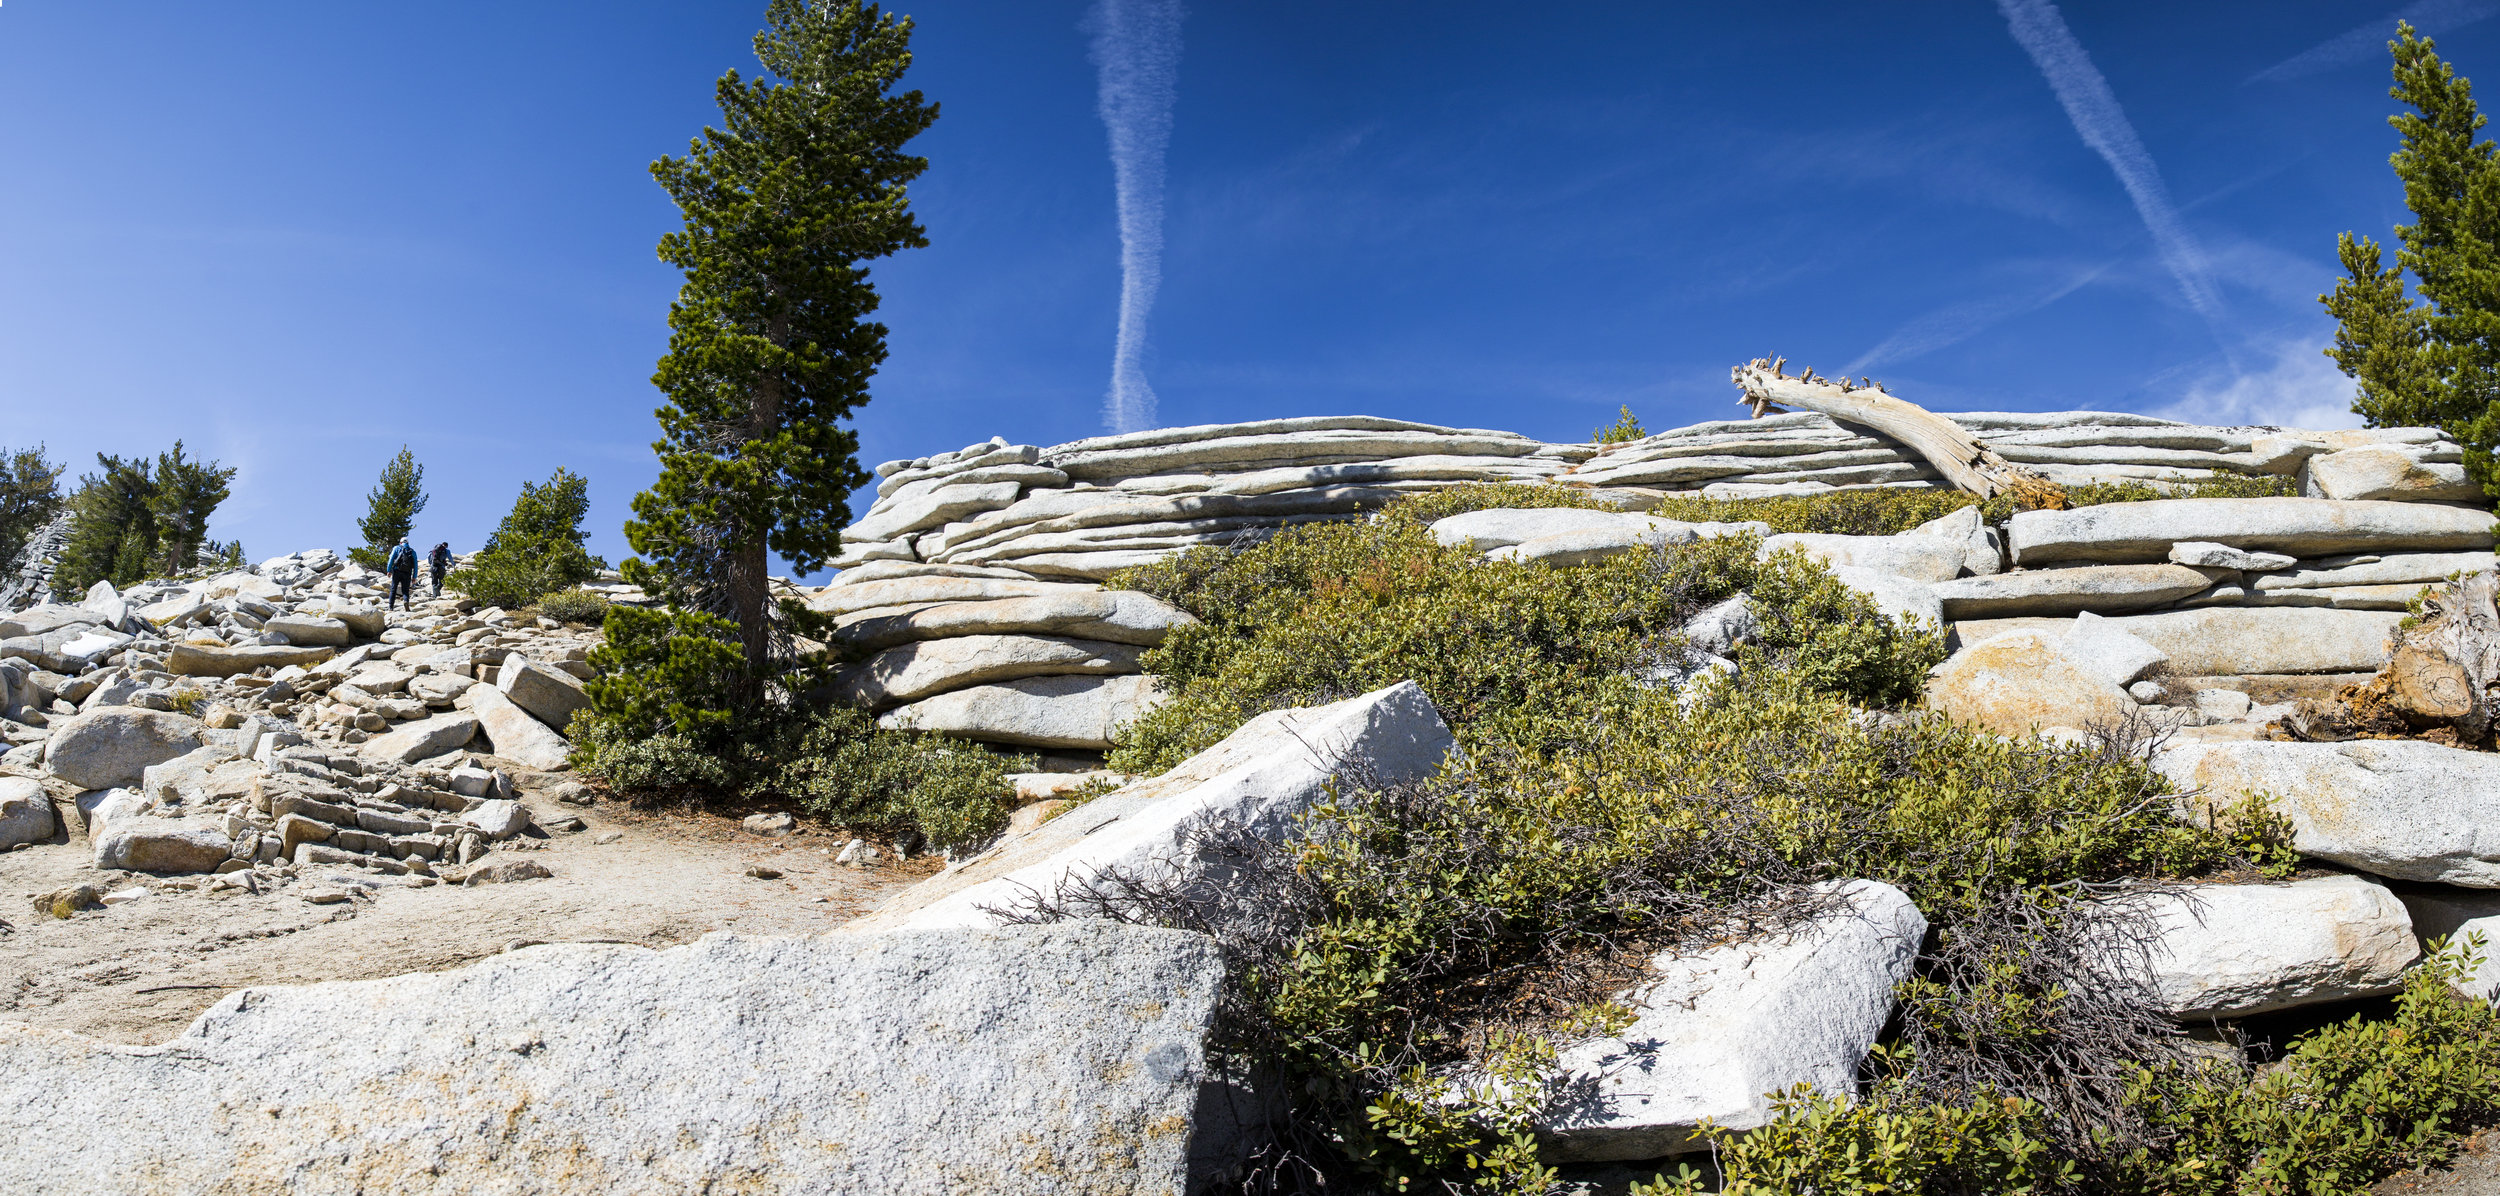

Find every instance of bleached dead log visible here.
[1729,357,2065,505]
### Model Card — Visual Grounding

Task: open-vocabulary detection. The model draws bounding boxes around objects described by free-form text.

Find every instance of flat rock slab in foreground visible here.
[0,922,1225,1196]
[854,679,1456,932]
[1537,879,1927,1161]
[2158,740,2500,887]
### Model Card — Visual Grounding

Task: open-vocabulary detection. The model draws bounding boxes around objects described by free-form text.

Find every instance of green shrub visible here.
[1049,666,2252,1191]
[570,701,1025,851]
[1105,506,1943,772]
[1644,474,2302,538]
[535,587,611,626]
[1659,936,2500,1196]
[1633,1087,2077,1196]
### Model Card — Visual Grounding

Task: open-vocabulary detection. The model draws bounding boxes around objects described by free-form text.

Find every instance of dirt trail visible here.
[0,803,928,1045]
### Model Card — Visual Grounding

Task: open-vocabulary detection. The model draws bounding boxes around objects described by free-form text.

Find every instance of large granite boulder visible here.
[877,674,1169,750]
[364,712,480,765]
[835,590,1197,653]
[43,708,206,790]
[497,654,590,730]
[2158,740,2500,887]
[2139,875,2417,1017]
[1431,508,1673,552]
[92,816,235,873]
[1930,564,2218,619]
[265,614,351,647]
[0,923,1230,1196]
[0,776,55,849]
[1537,880,1927,1160]
[855,681,1455,932]
[1951,608,2404,676]
[1926,629,2138,736]
[165,643,337,677]
[2304,447,2480,503]
[833,635,1148,709]
[1759,533,1962,584]
[0,604,99,639]
[2006,498,2493,566]
[470,686,573,772]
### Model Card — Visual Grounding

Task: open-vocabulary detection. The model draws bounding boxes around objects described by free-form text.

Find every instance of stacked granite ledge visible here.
[810,410,2479,751]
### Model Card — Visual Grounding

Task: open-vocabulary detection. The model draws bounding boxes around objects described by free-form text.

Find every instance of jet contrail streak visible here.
[1996,0,2225,326]
[1087,0,1185,434]
[2249,0,2500,84]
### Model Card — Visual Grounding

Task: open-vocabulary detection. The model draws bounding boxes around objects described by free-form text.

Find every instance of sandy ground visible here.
[0,801,930,1045]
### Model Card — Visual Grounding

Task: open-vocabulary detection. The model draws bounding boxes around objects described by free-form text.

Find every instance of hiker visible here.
[385,538,417,611]
[428,541,453,598]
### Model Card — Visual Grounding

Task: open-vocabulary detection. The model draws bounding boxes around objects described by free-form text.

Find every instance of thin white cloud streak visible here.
[2249,0,2500,84]
[1994,0,2225,326]
[1845,262,2116,374]
[2158,336,2364,430]
[1085,0,1185,434]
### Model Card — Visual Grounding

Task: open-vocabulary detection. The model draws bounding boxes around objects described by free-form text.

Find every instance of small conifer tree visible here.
[350,447,428,569]
[445,467,606,609]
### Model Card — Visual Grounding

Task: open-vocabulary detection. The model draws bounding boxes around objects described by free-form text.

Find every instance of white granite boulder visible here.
[833,634,1148,709]
[2139,875,2417,1017]
[1537,879,1927,1160]
[877,674,1169,750]
[265,614,351,647]
[1926,629,2138,737]
[1759,533,1962,584]
[2396,889,2500,1000]
[855,680,1456,932]
[2304,447,2481,503]
[497,654,590,730]
[2006,498,2493,566]
[43,708,206,790]
[364,712,480,765]
[0,923,1228,1196]
[0,776,55,849]
[2159,739,2500,887]
[1930,564,2217,620]
[92,816,235,874]
[470,687,573,772]
[835,590,1196,653]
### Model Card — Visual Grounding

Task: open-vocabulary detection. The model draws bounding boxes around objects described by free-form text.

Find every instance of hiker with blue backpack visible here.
[385,539,418,611]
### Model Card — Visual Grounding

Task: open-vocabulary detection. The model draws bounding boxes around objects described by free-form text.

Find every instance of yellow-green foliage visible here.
[1104,506,1944,773]
[1219,669,2243,1190]
[1657,937,2500,1196]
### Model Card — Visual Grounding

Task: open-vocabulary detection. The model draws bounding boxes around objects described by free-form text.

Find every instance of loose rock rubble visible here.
[1,548,609,901]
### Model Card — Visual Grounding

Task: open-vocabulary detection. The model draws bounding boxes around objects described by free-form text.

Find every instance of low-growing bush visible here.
[1654,936,2500,1196]
[570,703,1026,851]
[534,587,610,625]
[1105,505,1943,772]
[1032,665,2264,1191]
[1645,474,2301,537]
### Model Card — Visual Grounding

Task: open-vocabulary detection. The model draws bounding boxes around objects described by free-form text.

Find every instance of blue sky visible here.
[1,1,2492,574]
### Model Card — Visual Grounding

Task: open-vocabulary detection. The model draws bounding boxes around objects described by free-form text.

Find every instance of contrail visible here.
[1846,261,2115,375]
[2249,0,2500,84]
[1086,0,1185,434]
[1995,0,2225,326]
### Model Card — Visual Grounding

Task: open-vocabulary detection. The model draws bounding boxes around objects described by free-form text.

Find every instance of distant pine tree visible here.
[2324,22,2500,497]
[52,441,235,595]
[446,467,606,609]
[351,446,428,569]
[148,441,235,577]
[0,445,65,567]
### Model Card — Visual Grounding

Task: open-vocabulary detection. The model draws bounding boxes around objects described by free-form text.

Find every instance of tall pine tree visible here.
[619,0,937,706]
[52,442,237,595]
[351,446,429,569]
[2324,23,2500,496]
